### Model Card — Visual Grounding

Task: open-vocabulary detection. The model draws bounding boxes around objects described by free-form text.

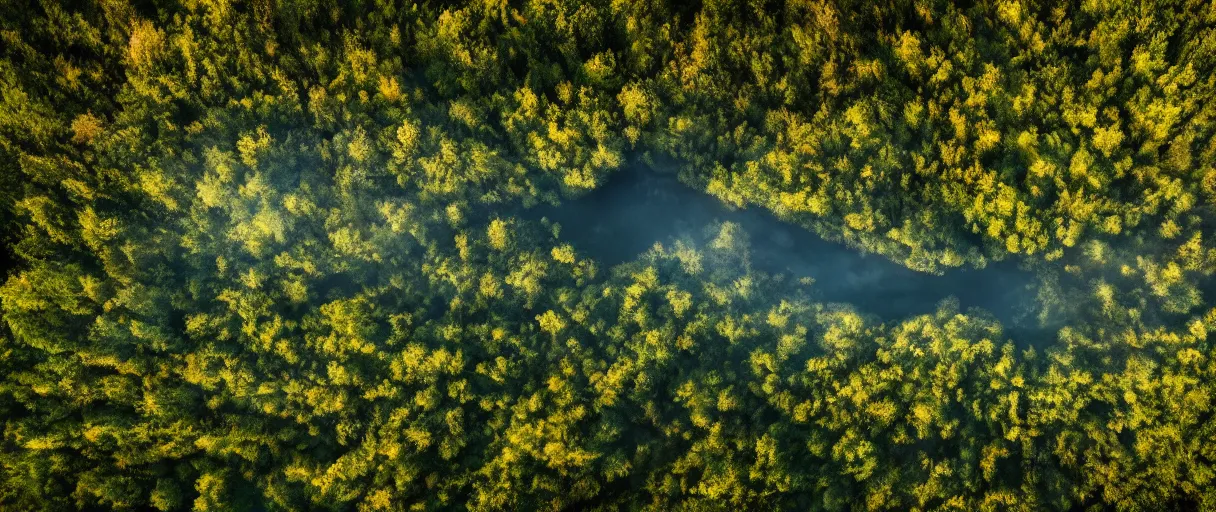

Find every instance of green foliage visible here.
[2,0,1216,510]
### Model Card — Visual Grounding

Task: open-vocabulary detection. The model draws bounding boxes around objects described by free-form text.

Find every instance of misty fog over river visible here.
[528,167,1054,342]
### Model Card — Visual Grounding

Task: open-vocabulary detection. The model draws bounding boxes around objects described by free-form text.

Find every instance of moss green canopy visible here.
[2,0,1215,510]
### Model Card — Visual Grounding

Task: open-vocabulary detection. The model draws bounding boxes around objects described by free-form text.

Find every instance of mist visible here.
[526,166,1059,345]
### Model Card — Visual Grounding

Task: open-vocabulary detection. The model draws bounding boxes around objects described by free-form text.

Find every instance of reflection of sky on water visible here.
[527,167,1053,340]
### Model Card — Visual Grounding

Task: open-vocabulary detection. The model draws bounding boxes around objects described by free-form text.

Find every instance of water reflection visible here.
[529,167,1052,342]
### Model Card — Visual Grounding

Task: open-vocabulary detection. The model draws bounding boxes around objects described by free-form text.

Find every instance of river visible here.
[526,167,1057,344]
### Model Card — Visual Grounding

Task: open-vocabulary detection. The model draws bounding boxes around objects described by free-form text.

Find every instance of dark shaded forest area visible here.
[2,0,1216,510]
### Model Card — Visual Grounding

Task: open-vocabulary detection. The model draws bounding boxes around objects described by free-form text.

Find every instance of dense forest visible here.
[2,0,1216,509]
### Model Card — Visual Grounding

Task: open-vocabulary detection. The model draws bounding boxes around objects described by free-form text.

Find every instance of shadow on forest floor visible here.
[526,166,1061,347]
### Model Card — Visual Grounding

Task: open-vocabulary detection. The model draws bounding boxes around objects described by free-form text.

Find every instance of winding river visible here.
[529,167,1052,342]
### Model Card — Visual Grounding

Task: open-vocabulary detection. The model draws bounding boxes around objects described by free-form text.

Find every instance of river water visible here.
[527,167,1054,342]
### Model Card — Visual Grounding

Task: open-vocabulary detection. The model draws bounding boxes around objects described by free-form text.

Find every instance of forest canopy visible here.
[2,0,1216,510]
